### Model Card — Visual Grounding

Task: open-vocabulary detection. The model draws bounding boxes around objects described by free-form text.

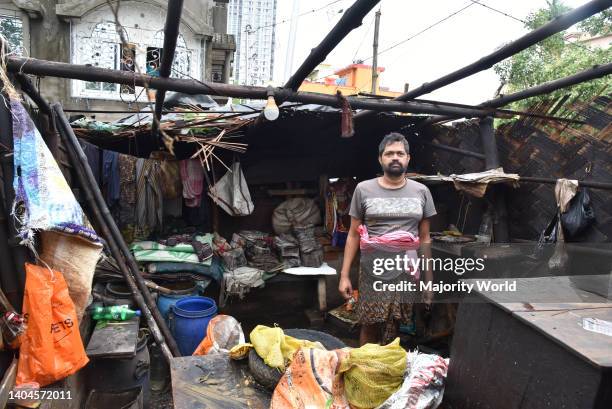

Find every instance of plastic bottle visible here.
[477,210,492,244]
[91,305,141,321]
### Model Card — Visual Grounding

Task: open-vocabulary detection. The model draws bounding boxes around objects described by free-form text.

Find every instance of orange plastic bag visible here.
[271,347,350,409]
[16,263,89,386]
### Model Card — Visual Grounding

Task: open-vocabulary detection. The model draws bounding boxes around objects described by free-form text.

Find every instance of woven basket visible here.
[39,231,103,321]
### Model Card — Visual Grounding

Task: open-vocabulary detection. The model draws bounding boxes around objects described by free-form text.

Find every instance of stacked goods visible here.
[294,225,324,268]
[236,231,283,272]
[274,234,301,268]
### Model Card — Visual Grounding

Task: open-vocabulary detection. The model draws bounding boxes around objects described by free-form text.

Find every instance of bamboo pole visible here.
[52,103,181,361]
[284,0,380,90]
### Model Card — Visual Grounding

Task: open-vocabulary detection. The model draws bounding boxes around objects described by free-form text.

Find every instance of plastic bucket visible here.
[156,280,198,322]
[170,296,217,356]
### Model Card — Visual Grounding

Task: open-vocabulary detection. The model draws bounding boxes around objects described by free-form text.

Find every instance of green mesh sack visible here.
[339,338,406,408]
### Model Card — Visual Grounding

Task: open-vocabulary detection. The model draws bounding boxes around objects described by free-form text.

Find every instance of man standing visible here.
[338,132,436,345]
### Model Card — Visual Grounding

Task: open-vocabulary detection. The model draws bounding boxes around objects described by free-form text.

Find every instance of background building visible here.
[300,63,404,97]
[0,0,235,110]
[228,0,277,86]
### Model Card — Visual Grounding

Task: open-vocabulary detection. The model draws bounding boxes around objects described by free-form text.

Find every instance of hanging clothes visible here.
[180,159,204,208]
[103,150,120,207]
[135,159,163,240]
[118,154,137,242]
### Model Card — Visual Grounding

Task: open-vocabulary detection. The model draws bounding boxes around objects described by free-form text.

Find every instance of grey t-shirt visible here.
[349,178,437,236]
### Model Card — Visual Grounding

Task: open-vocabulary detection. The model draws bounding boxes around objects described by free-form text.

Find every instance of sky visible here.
[271,0,590,105]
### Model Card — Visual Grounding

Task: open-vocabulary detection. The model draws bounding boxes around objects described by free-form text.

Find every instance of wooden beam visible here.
[6,57,509,117]
[356,0,612,119]
[153,0,185,135]
[284,0,380,90]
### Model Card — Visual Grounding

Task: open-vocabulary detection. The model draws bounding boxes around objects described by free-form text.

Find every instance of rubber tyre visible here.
[248,328,346,390]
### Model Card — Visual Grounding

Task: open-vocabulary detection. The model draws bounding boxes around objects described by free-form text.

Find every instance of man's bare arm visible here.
[338,217,361,299]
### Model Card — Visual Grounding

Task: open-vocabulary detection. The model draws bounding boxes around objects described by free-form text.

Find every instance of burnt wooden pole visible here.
[0,92,27,309]
[284,0,380,90]
[152,0,185,136]
[480,116,510,243]
[356,0,612,120]
[52,104,180,360]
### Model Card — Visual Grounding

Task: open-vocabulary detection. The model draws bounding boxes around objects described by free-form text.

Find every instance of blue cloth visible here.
[103,150,120,205]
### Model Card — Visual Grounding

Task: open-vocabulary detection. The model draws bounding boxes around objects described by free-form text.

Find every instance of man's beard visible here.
[383,161,407,176]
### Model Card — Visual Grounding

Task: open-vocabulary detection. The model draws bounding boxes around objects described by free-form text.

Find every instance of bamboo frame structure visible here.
[53,104,181,361]
[354,0,612,120]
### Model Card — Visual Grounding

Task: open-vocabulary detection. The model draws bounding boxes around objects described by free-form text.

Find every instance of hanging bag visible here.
[16,263,89,386]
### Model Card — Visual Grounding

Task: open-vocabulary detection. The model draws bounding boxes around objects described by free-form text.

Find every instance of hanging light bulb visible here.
[264,87,279,121]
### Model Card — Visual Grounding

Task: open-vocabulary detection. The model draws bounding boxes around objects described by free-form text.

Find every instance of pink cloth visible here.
[358,225,420,252]
[359,225,421,279]
[179,159,204,207]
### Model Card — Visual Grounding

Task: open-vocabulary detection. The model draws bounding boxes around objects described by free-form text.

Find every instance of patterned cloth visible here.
[11,100,99,245]
[357,268,415,344]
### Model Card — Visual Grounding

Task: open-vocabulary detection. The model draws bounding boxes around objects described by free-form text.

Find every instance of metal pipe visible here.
[284,0,380,90]
[425,62,612,125]
[153,0,185,135]
[52,103,181,361]
[356,0,612,119]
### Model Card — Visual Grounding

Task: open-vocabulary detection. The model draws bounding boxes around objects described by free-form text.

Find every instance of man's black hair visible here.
[378,132,410,156]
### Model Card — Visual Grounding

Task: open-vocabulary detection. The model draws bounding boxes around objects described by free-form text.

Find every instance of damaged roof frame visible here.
[5,0,611,122]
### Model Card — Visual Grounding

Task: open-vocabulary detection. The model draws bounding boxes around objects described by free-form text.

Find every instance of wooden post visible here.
[371,9,381,94]
[284,0,380,90]
[480,116,510,243]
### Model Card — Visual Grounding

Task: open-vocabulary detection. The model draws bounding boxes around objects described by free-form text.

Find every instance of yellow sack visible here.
[338,338,406,408]
[250,325,323,371]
